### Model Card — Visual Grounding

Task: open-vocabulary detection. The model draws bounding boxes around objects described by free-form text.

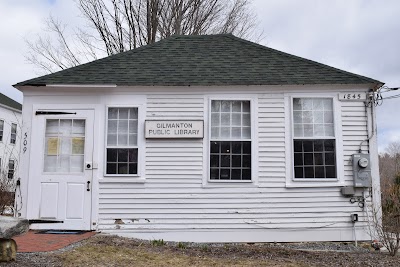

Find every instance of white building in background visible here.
[14,35,382,243]
[0,93,22,182]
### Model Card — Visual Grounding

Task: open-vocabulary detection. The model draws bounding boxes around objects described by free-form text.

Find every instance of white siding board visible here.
[99,206,363,215]
[257,94,286,189]
[99,224,368,231]
[99,202,359,210]
[98,196,350,203]
[98,212,367,220]
[146,157,203,162]
[341,101,369,188]
[99,185,342,193]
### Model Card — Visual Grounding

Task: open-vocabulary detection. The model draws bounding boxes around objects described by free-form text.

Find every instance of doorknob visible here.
[87,181,91,191]
[86,162,92,169]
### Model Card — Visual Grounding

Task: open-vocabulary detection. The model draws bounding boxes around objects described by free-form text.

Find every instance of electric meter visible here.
[352,154,371,188]
[358,158,369,168]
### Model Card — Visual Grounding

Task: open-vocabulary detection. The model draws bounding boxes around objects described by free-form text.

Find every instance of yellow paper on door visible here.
[72,137,85,154]
[47,138,59,155]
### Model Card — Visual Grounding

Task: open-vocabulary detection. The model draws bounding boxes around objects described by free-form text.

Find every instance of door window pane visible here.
[44,119,85,173]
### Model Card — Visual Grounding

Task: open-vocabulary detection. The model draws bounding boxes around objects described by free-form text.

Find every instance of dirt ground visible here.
[2,235,400,267]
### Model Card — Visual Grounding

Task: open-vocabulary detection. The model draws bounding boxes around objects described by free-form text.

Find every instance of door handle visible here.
[87,181,91,191]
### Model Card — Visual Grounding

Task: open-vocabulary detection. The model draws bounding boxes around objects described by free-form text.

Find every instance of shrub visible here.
[370,176,400,256]
[151,239,165,246]
[0,169,16,215]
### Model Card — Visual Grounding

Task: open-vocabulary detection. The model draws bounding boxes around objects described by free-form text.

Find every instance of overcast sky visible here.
[1,0,399,152]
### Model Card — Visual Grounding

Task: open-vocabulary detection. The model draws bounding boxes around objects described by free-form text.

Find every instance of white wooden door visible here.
[29,109,94,230]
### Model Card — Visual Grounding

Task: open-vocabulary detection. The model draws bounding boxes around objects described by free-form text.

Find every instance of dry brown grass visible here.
[58,244,301,267]
[54,235,400,267]
[57,235,305,267]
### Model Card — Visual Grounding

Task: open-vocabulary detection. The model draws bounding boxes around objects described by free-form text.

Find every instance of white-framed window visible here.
[10,123,17,144]
[0,120,3,142]
[291,97,338,180]
[8,159,15,179]
[105,107,139,176]
[209,100,252,181]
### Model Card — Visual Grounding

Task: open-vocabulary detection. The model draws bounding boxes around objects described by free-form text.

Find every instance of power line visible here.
[382,93,400,100]
[377,86,400,102]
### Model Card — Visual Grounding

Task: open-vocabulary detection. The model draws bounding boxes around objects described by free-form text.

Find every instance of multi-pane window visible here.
[210,100,251,181]
[10,123,17,144]
[292,98,336,179]
[44,119,86,173]
[8,159,15,179]
[0,120,3,142]
[106,107,138,175]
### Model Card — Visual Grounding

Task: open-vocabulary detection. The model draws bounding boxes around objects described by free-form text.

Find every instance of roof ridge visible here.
[223,34,381,85]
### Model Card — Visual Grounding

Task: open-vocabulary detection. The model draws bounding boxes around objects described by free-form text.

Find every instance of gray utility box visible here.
[352,154,372,188]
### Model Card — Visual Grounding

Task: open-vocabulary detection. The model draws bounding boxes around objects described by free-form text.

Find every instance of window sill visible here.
[203,180,258,188]
[100,177,145,184]
[286,179,344,188]
[103,174,140,177]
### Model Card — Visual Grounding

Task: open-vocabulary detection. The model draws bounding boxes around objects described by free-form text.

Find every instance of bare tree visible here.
[0,170,16,215]
[386,141,400,175]
[380,153,396,182]
[369,178,400,256]
[26,0,261,73]
[372,141,400,255]
[379,141,400,185]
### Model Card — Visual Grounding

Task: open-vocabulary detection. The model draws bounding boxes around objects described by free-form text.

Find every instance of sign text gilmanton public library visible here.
[145,120,204,139]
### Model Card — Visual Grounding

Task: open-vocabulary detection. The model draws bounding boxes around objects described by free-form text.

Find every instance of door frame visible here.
[27,105,99,230]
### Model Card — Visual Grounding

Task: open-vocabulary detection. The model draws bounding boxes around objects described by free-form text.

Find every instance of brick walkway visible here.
[14,230,96,252]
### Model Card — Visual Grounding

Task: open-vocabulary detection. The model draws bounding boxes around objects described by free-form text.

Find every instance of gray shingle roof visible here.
[0,93,22,111]
[14,34,383,87]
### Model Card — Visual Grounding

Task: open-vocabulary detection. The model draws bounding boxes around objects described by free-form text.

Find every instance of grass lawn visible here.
[53,235,399,267]
[58,244,301,267]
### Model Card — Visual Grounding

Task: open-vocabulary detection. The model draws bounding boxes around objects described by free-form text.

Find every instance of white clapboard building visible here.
[0,93,22,185]
[14,35,383,242]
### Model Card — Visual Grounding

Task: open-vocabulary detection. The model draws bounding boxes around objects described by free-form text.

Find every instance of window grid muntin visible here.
[293,139,336,179]
[293,98,334,138]
[8,159,15,179]
[106,148,138,175]
[292,97,337,179]
[210,100,252,181]
[44,119,86,173]
[106,107,139,175]
[210,141,251,180]
[107,108,138,146]
[211,100,251,140]
[0,120,3,142]
[10,123,17,144]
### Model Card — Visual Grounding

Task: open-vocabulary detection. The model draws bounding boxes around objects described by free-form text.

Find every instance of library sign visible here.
[145,120,204,139]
